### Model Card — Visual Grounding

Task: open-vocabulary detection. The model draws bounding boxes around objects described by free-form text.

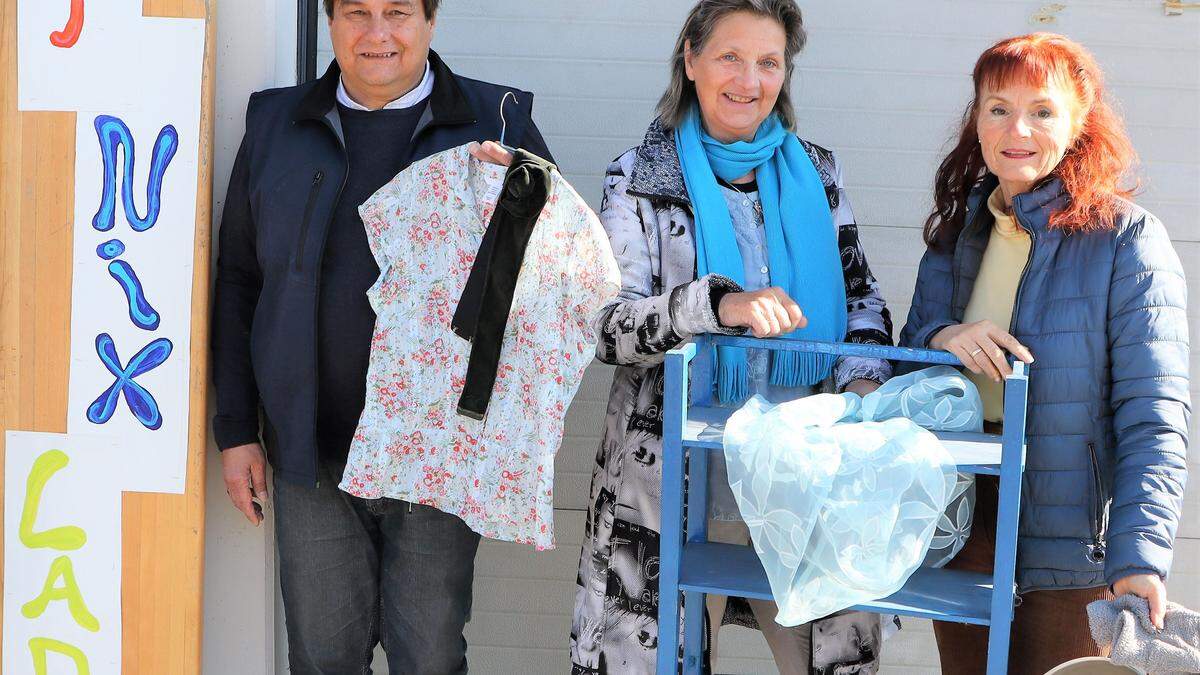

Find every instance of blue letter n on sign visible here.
[91,115,179,233]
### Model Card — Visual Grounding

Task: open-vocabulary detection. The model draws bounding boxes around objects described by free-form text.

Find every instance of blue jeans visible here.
[274,460,481,674]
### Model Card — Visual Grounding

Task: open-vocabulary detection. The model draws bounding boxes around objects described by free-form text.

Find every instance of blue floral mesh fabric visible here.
[722,366,982,626]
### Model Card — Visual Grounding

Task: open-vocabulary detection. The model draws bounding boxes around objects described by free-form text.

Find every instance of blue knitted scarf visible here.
[675,107,846,403]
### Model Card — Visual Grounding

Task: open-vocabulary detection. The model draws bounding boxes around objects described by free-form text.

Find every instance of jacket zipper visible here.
[950,198,990,322]
[959,197,1037,601]
[992,208,1038,582]
[1007,209,1037,336]
[293,170,325,273]
[1086,441,1108,563]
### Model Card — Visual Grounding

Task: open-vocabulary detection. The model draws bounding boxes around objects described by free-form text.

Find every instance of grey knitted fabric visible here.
[1087,595,1200,674]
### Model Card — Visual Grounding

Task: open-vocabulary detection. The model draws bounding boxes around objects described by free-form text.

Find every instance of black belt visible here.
[451,149,555,420]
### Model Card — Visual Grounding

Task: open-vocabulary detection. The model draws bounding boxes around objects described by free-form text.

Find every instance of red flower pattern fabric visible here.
[340,144,619,549]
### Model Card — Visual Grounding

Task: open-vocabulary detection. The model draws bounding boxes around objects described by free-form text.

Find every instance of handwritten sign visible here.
[7,1,207,672]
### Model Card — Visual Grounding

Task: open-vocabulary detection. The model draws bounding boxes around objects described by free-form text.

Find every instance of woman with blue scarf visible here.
[570,2,895,673]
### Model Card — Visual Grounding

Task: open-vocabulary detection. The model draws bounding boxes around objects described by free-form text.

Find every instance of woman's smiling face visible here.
[976,78,1078,203]
[684,11,788,143]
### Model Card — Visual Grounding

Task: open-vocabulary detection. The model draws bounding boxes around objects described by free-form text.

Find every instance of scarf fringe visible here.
[769,350,837,389]
[716,347,750,405]
[715,348,836,404]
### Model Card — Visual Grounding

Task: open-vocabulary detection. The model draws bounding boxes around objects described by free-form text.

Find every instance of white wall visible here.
[229,2,1200,673]
[203,2,295,674]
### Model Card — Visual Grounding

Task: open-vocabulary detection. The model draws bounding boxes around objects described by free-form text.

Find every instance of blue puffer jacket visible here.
[899,175,1190,592]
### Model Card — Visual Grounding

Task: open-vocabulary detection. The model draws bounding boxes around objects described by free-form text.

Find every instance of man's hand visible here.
[929,319,1034,382]
[222,443,268,526]
[717,287,807,338]
[468,140,513,167]
[1113,573,1168,630]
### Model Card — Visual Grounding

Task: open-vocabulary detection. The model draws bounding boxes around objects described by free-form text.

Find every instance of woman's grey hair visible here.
[657,0,807,131]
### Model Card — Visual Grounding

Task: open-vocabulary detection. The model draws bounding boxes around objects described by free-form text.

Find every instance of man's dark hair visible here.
[323,0,440,20]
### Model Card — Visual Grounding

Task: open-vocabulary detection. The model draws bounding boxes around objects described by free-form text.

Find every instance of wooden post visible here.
[1,1,214,672]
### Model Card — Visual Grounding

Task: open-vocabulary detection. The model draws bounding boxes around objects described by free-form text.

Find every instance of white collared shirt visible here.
[336,60,434,111]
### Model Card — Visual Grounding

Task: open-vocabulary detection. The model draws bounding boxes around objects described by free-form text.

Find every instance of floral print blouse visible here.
[340,144,620,549]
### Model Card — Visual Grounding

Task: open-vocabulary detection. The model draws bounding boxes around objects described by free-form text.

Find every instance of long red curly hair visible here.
[924,33,1138,251]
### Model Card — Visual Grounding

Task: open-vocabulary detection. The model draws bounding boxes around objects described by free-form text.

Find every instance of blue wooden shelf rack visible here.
[657,335,1029,674]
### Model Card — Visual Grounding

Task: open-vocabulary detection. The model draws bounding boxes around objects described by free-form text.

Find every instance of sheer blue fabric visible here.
[722,367,982,626]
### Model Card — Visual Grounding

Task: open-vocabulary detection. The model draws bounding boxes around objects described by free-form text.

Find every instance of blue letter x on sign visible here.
[87,333,173,430]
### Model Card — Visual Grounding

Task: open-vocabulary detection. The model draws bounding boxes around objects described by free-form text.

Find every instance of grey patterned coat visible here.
[570,119,895,674]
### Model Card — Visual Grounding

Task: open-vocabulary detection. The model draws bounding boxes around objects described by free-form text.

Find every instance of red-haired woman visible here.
[899,33,1190,673]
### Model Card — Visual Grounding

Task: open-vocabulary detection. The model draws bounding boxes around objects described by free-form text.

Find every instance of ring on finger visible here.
[969,347,984,357]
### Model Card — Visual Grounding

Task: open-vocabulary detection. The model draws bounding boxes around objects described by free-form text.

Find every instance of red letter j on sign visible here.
[50,0,84,48]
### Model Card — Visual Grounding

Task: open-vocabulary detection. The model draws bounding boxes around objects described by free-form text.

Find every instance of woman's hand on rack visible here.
[468,140,514,167]
[1112,573,1168,630]
[717,287,807,338]
[843,379,881,397]
[929,320,1034,382]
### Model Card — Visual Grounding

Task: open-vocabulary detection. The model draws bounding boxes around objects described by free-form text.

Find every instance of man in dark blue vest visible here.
[210,1,550,671]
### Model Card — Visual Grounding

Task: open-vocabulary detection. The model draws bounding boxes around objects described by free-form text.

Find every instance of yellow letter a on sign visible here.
[21,555,101,632]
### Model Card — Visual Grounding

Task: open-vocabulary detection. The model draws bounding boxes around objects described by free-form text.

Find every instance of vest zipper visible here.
[311,161,348,488]
[306,105,430,486]
[293,170,325,273]
[310,111,351,488]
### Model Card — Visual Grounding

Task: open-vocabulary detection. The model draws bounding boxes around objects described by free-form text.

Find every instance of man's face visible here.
[329,0,434,105]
